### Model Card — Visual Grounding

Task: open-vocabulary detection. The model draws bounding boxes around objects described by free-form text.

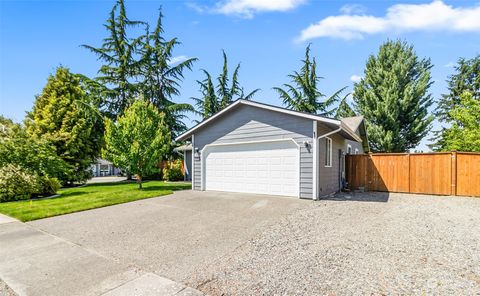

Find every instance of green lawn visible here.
[0,181,191,222]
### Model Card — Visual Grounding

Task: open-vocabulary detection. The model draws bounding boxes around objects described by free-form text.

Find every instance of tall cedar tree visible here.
[26,67,104,183]
[192,51,259,120]
[335,94,356,119]
[353,40,434,152]
[139,9,197,138]
[83,0,144,118]
[274,45,346,116]
[433,55,480,151]
[103,100,170,189]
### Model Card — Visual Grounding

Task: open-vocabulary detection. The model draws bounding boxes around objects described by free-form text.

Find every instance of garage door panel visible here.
[204,141,299,197]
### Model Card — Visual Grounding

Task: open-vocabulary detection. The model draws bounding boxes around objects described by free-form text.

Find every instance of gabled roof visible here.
[341,116,364,133]
[176,99,362,142]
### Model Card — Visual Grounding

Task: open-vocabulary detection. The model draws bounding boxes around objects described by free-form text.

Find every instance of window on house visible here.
[347,144,352,154]
[325,137,332,167]
[355,148,359,154]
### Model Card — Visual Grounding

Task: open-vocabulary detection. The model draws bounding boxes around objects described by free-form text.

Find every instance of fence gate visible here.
[345,152,480,197]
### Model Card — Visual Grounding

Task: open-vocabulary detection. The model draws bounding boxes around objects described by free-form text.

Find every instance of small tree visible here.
[335,94,356,119]
[103,100,170,188]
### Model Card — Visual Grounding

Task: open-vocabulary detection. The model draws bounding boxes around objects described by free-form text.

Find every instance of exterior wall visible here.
[345,139,363,155]
[184,150,192,181]
[317,124,365,197]
[192,104,314,199]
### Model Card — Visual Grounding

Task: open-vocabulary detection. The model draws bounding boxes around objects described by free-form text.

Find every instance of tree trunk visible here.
[137,175,142,189]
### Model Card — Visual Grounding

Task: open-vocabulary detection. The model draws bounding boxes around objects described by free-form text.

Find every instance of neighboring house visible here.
[176,99,369,199]
[173,144,192,181]
[91,159,121,177]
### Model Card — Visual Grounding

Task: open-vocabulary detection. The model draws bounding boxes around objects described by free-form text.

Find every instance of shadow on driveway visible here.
[323,191,390,202]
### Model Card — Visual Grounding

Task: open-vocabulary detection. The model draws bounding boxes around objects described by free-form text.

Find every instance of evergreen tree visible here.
[83,0,144,118]
[436,56,480,122]
[274,45,346,116]
[26,67,104,183]
[335,94,356,119]
[193,51,259,120]
[139,9,197,137]
[103,100,170,189]
[433,56,480,151]
[353,40,434,152]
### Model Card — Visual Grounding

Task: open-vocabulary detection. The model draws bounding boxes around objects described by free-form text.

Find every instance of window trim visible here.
[324,137,332,167]
[347,144,352,154]
[355,148,359,154]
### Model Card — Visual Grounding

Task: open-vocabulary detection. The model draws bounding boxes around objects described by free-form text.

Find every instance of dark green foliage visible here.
[433,56,480,151]
[138,9,197,138]
[353,40,434,152]
[335,94,356,119]
[26,67,103,183]
[436,56,480,122]
[36,176,61,197]
[82,0,144,117]
[274,45,346,116]
[193,51,259,120]
[162,159,184,181]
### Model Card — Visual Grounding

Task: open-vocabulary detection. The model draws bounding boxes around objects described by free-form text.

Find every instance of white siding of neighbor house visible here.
[192,104,314,199]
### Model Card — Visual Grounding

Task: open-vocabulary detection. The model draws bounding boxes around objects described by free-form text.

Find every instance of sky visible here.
[1,0,479,151]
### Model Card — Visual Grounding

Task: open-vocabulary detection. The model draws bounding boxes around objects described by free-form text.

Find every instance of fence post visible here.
[408,153,411,193]
[451,152,457,196]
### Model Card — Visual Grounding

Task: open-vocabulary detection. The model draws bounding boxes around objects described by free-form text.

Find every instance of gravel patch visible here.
[0,279,17,296]
[186,192,480,295]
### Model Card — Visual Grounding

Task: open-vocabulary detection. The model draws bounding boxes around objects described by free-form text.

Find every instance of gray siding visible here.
[192,105,314,199]
[345,139,364,155]
[184,150,192,181]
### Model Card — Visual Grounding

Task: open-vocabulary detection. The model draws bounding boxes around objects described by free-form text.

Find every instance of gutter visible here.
[317,127,342,140]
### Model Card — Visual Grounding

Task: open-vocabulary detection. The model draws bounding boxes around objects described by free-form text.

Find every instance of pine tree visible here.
[139,9,197,138]
[353,40,434,152]
[192,51,259,120]
[274,45,346,116]
[82,0,144,118]
[432,55,480,151]
[335,94,356,119]
[26,67,104,183]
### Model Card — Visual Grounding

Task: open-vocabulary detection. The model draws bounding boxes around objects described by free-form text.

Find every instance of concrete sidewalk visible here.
[0,221,204,296]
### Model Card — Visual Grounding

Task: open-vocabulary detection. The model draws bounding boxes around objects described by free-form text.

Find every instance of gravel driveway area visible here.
[186,192,480,295]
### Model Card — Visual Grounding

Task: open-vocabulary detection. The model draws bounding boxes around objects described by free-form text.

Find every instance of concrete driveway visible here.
[0,190,308,295]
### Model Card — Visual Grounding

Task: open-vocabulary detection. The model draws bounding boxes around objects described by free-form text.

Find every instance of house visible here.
[175,99,369,200]
[173,144,192,181]
[91,159,121,177]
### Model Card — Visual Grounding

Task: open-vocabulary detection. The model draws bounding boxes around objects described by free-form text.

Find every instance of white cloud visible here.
[298,0,480,41]
[350,75,362,83]
[444,62,456,68]
[201,0,306,18]
[168,55,191,66]
[340,4,367,15]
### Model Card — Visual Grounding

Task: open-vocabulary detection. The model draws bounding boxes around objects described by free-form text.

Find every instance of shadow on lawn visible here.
[141,185,192,192]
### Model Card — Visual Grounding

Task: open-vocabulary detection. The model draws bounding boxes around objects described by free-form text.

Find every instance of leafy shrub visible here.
[0,164,40,202]
[162,160,184,181]
[36,176,61,196]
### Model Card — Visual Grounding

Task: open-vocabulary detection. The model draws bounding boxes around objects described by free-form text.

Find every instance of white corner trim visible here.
[191,134,195,189]
[312,121,318,201]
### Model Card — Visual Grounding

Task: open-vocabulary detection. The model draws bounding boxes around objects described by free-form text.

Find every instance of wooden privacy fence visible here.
[345,152,480,197]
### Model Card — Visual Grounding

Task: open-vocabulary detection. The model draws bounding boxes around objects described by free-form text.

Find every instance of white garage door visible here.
[203,140,299,197]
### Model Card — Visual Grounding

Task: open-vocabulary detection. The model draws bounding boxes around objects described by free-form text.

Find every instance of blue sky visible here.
[1,0,479,151]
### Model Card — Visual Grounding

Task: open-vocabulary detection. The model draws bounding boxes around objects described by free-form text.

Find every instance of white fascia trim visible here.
[175,99,341,142]
[340,122,363,143]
